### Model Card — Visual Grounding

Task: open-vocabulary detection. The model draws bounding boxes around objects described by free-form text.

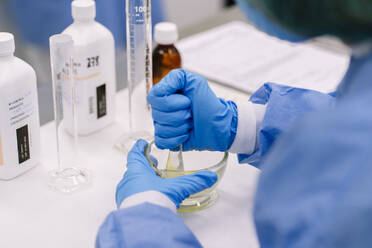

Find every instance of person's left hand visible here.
[116,139,218,208]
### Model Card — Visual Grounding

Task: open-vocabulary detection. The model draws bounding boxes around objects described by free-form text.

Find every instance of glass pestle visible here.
[166,146,184,172]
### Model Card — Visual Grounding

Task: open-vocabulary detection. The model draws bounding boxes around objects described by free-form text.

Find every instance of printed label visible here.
[87,56,100,68]
[16,125,30,164]
[8,90,34,127]
[0,135,3,166]
[96,84,107,119]
[130,0,146,24]
[6,90,35,165]
[74,51,104,122]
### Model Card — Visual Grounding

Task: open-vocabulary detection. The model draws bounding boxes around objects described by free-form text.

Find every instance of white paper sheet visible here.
[177,21,350,93]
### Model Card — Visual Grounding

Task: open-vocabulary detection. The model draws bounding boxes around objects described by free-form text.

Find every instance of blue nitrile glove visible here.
[147,69,238,151]
[116,139,218,208]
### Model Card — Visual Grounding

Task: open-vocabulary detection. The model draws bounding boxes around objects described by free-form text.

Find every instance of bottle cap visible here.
[0,32,15,56]
[154,22,179,45]
[72,0,96,21]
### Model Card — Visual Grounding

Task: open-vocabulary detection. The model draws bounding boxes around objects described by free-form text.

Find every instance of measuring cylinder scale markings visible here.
[115,0,154,153]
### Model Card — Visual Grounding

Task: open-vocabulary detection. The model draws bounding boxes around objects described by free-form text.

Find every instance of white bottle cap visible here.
[154,22,179,45]
[0,32,15,56]
[72,0,96,21]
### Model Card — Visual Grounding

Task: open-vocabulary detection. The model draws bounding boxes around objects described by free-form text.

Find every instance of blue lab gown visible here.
[96,53,372,246]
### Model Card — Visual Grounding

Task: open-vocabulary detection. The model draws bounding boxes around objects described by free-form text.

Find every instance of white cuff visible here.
[119,191,177,214]
[229,101,267,154]
[253,103,267,132]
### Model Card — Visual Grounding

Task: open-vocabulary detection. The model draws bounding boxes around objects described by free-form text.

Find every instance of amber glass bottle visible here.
[153,22,182,86]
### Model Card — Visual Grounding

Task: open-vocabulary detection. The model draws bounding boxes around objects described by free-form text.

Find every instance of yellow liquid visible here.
[161,151,226,205]
[161,166,225,180]
[147,146,228,212]
[160,164,224,205]
[162,153,225,182]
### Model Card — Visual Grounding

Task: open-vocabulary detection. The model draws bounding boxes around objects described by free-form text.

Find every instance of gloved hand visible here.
[116,139,218,208]
[147,69,238,151]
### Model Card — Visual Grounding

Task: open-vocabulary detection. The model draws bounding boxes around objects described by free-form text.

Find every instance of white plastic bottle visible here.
[0,33,40,180]
[63,0,116,135]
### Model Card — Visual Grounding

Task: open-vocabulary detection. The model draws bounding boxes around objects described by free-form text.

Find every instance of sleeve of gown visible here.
[253,98,372,247]
[96,203,202,248]
[238,82,336,167]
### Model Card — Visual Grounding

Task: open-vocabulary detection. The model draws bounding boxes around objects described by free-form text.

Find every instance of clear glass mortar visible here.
[145,141,228,212]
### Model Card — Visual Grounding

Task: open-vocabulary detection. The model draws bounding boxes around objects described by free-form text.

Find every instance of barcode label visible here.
[96,84,107,119]
[16,125,30,164]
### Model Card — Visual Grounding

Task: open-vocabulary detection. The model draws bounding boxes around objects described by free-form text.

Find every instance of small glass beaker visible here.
[145,141,228,212]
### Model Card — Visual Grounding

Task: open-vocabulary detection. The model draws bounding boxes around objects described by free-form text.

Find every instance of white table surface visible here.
[0,82,260,248]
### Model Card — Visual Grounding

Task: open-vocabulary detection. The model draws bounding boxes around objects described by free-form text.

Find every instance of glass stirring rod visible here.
[165,91,185,173]
[166,145,184,172]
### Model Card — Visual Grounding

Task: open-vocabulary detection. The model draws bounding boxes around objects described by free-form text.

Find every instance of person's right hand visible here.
[147,69,238,151]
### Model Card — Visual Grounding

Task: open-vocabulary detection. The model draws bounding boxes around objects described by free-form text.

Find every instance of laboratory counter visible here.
[0,82,261,248]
